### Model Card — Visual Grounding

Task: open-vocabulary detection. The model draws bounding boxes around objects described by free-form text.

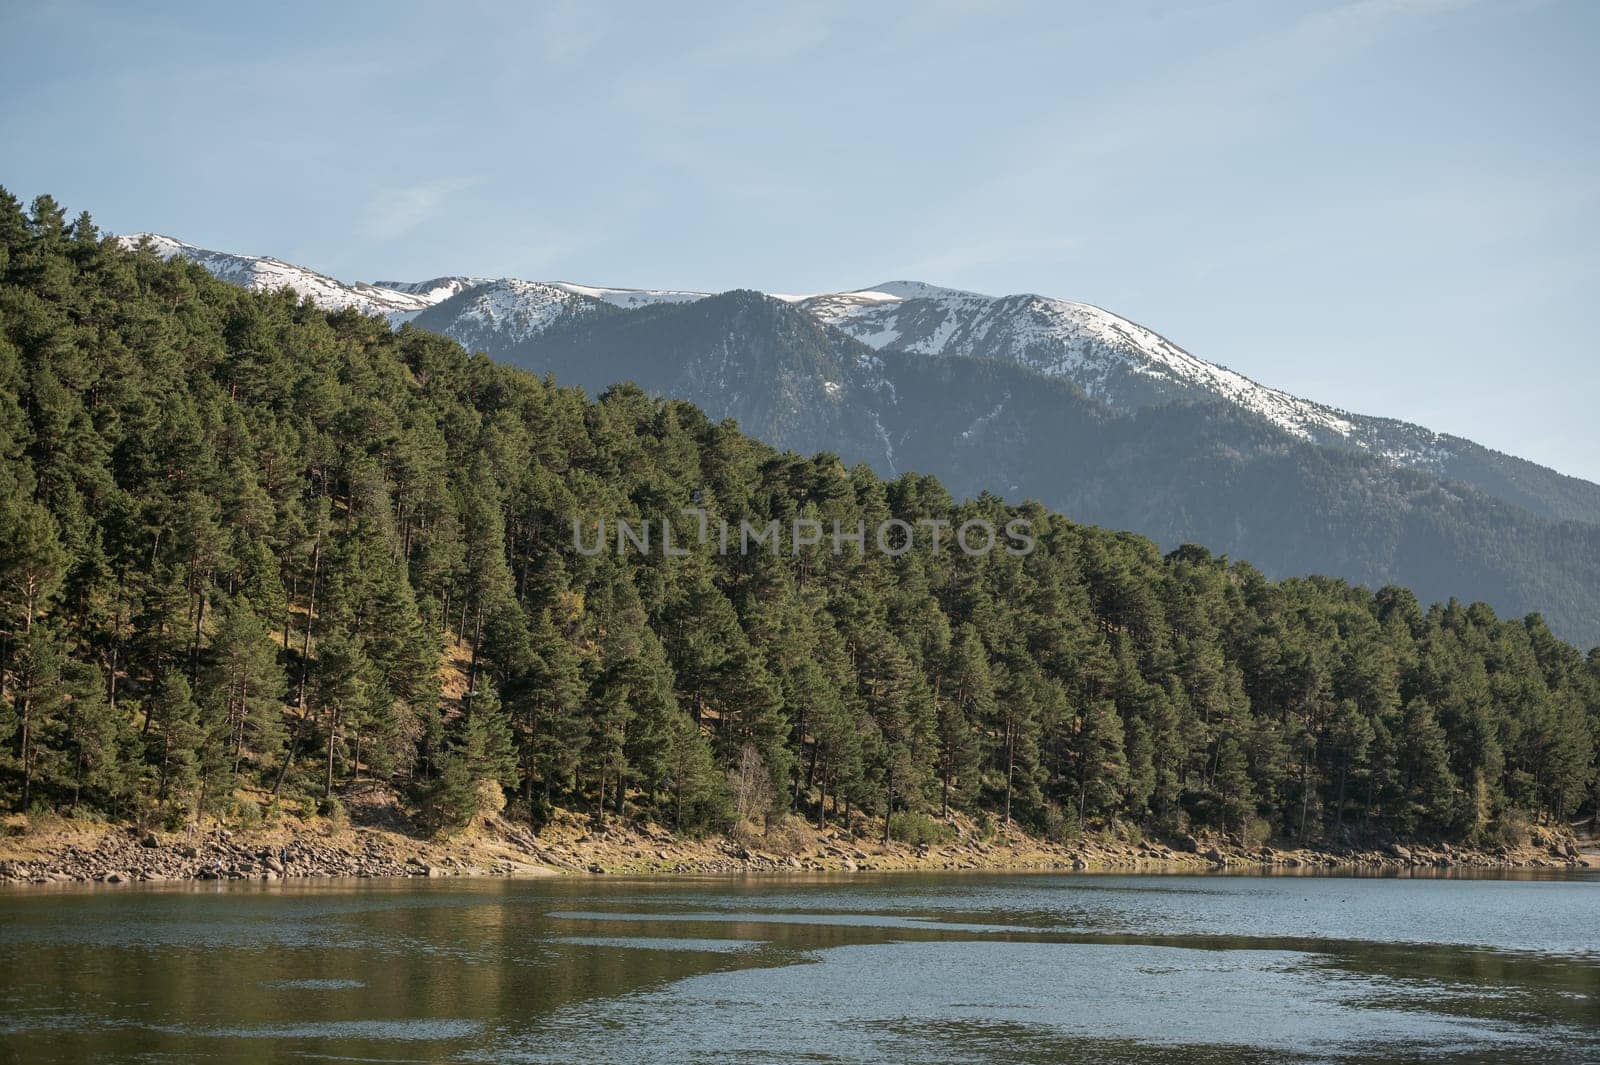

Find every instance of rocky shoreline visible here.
[1,807,1591,887]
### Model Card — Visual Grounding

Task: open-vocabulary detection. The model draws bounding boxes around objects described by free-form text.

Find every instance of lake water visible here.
[1,869,1597,1063]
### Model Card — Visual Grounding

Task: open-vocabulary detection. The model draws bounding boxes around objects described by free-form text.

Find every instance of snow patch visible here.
[118,233,435,317]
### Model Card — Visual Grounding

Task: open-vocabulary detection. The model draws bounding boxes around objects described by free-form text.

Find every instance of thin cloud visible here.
[362,178,478,242]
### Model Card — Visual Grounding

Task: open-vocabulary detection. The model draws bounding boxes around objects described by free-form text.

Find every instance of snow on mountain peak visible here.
[442,279,600,344]
[550,281,710,309]
[118,233,438,319]
[371,276,489,304]
[853,280,985,301]
[803,282,1357,442]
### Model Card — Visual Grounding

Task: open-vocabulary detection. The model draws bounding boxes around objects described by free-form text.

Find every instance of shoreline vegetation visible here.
[3,793,1594,887]
[4,194,1600,892]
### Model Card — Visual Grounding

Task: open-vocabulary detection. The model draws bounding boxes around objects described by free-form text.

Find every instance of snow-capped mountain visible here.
[117,234,443,319]
[419,279,719,350]
[427,279,611,349]
[370,276,488,304]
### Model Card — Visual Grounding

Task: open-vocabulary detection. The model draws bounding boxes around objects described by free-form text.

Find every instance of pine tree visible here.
[204,597,286,778]
[1074,697,1128,825]
[1400,697,1458,833]
[5,626,67,809]
[147,673,203,816]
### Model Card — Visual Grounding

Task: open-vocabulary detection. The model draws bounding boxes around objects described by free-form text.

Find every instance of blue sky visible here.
[4,0,1596,481]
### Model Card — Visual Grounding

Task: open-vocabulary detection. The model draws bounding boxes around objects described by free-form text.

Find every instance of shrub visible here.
[730,818,764,851]
[415,756,496,836]
[26,800,60,831]
[321,796,348,836]
[1243,816,1273,848]
[760,814,811,855]
[973,809,995,841]
[888,810,955,846]
[1041,802,1080,845]
[231,797,262,827]
[1493,809,1532,849]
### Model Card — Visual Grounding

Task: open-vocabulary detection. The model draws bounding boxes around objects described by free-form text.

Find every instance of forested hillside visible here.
[3,190,1597,848]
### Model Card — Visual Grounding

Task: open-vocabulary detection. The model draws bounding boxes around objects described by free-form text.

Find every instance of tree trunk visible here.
[1004,726,1015,827]
[18,694,32,810]
[882,763,894,845]
[323,705,340,800]
[1335,761,1348,831]
[275,542,321,800]
[1298,756,1310,841]
[190,585,206,687]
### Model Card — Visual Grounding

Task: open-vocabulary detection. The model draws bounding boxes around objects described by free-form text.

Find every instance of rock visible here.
[842,858,857,872]
[139,833,159,848]
[587,862,605,874]
[1385,842,1412,861]
[1204,847,1227,866]
[1179,835,1201,854]
[102,871,127,883]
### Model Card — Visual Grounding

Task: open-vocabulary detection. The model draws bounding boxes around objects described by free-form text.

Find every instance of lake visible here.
[1,869,1596,1063]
